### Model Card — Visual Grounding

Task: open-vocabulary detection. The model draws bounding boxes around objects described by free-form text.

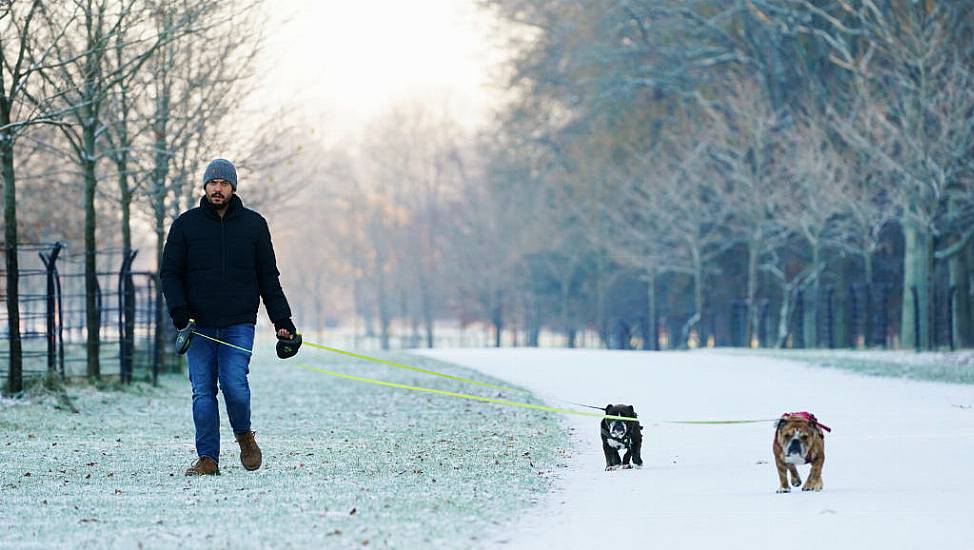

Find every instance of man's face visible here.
[204,179,233,207]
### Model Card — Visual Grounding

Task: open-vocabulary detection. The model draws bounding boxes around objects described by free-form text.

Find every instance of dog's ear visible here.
[605,403,613,411]
[624,405,636,418]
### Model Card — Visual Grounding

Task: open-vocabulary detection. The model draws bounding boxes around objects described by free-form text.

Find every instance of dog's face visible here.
[605,404,637,439]
[775,417,819,464]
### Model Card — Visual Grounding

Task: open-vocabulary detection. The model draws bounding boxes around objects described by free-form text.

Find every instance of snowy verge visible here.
[0,347,564,549]
[714,347,974,384]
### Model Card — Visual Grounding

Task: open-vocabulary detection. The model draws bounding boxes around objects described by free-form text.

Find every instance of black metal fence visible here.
[1,242,173,385]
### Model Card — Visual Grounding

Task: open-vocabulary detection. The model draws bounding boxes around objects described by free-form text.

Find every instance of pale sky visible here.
[247,1,506,132]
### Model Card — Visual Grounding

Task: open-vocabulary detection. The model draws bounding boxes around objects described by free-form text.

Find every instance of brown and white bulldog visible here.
[773,411,830,493]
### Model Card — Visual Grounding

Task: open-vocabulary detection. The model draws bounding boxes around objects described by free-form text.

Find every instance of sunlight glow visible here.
[251,1,501,129]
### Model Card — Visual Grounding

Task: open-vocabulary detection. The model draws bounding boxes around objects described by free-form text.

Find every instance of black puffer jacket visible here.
[160,195,292,328]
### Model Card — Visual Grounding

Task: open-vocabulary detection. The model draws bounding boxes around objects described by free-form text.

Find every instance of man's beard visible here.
[206,194,229,210]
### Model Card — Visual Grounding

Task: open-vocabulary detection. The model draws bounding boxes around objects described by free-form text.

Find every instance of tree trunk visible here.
[775,278,793,349]
[901,221,933,350]
[83,122,101,380]
[377,264,390,350]
[154,226,165,382]
[492,290,503,348]
[419,272,434,348]
[1,134,23,394]
[949,240,972,348]
[151,122,169,377]
[833,265,850,349]
[746,237,760,347]
[645,269,658,350]
[803,241,821,348]
[595,252,608,346]
[559,278,571,347]
[118,161,136,383]
[691,245,704,345]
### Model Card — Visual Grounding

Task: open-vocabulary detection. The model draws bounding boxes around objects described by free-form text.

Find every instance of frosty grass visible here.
[0,347,565,549]
[713,348,974,385]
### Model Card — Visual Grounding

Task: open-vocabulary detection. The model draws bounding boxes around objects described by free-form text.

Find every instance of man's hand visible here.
[172,307,192,330]
[273,318,297,340]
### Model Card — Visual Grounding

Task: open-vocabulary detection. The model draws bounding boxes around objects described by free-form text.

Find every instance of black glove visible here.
[171,306,192,330]
[276,333,302,359]
[273,317,296,338]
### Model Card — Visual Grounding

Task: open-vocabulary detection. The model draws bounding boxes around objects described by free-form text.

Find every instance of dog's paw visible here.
[776,487,791,494]
[634,462,643,469]
[621,463,633,470]
[801,484,823,492]
[791,478,802,487]
[605,465,620,471]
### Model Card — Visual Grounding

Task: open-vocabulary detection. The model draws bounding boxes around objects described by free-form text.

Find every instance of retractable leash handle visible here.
[276,332,302,359]
[175,319,196,355]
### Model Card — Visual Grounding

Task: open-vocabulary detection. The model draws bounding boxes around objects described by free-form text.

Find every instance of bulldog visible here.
[601,404,643,471]
[773,411,830,493]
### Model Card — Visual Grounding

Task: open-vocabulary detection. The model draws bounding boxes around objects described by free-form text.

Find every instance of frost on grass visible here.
[0,348,564,549]
[716,348,974,385]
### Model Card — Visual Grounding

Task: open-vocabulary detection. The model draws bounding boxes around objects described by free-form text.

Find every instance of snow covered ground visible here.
[0,347,564,549]
[417,348,974,550]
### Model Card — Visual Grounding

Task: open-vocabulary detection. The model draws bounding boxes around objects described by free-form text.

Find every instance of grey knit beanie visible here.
[202,158,237,191]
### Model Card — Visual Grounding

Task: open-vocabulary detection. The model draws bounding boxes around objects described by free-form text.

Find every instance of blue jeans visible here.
[187,323,255,462]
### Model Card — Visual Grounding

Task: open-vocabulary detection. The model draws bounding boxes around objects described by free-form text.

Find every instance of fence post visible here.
[38,243,63,377]
[151,273,161,385]
[117,251,137,384]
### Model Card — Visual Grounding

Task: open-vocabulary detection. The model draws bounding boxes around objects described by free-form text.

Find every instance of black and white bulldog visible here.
[600,404,643,471]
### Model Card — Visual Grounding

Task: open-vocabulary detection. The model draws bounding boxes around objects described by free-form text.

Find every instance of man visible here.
[161,158,297,476]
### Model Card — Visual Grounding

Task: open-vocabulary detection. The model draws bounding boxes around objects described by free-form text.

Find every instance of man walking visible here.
[161,158,297,476]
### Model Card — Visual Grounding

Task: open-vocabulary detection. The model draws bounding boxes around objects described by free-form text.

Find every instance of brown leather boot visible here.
[235,431,262,471]
[184,456,220,476]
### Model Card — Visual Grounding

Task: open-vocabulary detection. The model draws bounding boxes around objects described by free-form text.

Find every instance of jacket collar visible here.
[199,194,242,220]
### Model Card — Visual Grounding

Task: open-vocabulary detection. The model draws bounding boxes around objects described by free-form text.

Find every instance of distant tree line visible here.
[302,1,974,352]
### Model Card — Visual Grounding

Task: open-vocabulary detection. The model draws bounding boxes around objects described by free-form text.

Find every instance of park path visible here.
[418,348,974,550]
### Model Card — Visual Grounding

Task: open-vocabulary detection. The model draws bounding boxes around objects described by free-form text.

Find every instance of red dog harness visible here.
[773,411,831,464]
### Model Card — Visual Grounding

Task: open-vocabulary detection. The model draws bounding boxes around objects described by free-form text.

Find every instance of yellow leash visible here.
[301,341,523,394]
[193,331,522,393]
[192,331,778,425]
[296,363,638,421]
[296,363,778,425]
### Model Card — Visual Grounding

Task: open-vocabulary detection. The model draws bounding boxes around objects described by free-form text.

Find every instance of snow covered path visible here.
[416,349,974,550]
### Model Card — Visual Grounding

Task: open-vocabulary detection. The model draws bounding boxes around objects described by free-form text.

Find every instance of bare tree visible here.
[777,120,854,347]
[814,2,974,349]
[357,101,466,348]
[36,0,184,379]
[1,1,81,393]
[705,79,791,346]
